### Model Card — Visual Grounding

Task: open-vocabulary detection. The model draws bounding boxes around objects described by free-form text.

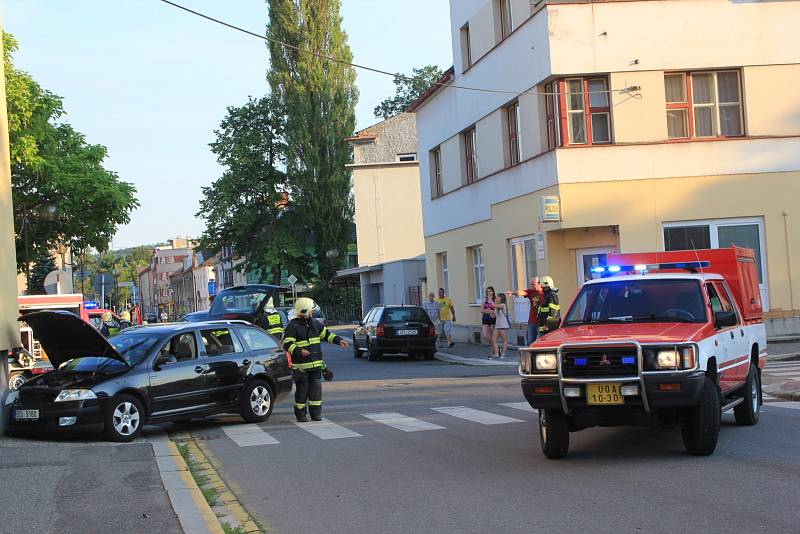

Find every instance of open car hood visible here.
[19,310,128,368]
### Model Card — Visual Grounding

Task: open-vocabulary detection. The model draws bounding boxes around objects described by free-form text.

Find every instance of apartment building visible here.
[411,0,800,340]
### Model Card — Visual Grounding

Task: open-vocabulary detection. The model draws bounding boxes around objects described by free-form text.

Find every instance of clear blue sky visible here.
[4,0,453,249]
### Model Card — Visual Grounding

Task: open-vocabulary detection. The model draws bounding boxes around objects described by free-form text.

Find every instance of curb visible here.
[769,352,800,362]
[171,431,264,534]
[763,383,800,401]
[149,436,225,534]
[434,351,517,367]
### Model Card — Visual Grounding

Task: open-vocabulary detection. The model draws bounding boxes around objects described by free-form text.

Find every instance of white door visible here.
[576,247,617,287]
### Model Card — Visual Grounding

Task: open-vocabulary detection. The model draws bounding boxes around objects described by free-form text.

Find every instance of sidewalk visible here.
[435,341,519,368]
[0,427,223,534]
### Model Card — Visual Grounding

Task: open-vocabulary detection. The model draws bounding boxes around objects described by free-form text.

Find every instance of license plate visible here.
[13,409,40,421]
[586,383,624,405]
[396,329,417,336]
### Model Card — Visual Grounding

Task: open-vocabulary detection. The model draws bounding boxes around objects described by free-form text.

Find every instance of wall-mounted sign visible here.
[540,196,561,222]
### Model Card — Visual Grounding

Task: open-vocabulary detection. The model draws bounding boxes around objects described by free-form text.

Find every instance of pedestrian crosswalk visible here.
[763,359,800,381]
[293,418,362,440]
[362,412,445,432]
[431,406,524,425]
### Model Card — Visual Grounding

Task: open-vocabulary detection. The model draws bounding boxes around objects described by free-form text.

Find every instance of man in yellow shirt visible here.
[436,288,456,348]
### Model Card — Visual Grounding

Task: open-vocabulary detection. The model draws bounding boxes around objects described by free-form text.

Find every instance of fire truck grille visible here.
[562,349,638,377]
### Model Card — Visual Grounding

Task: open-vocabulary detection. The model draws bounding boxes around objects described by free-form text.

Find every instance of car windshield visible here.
[108,333,163,365]
[60,357,129,373]
[382,307,429,323]
[564,279,707,325]
[210,288,271,316]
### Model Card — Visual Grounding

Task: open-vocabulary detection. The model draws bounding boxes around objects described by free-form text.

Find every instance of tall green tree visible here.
[4,32,139,273]
[197,96,312,284]
[267,0,358,293]
[374,65,444,120]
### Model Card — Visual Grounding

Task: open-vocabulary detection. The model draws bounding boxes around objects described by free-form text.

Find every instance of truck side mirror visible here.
[714,310,737,329]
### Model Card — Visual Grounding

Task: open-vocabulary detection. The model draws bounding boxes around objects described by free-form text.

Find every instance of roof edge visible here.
[405,66,455,113]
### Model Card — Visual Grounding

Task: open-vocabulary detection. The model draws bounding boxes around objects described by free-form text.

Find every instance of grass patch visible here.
[222,524,247,534]
[176,441,217,506]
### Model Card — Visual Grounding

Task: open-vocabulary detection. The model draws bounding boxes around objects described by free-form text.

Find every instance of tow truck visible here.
[519,247,766,458]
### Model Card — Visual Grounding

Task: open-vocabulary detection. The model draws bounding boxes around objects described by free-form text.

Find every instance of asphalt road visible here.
[182,342,800,534]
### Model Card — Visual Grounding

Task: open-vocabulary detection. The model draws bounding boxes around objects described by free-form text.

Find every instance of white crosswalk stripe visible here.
[362,412,445,432]
[293,418,362,440]
[499,402,536,413]
[764,401,800,410]
[432,406,524,425]
[222,424,280,447]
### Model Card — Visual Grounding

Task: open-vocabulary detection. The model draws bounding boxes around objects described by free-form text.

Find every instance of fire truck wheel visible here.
[539,409,569,459]
[682,376,721,456]
[8,372,27,392]
[734,364,760,426]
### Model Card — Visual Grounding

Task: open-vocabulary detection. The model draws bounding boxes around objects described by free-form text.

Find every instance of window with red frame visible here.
[547,77,611,147]
[665,71,743,139]
[507,101,520,166]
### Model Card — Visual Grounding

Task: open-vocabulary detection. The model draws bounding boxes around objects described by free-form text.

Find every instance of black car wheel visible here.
[682,376,721,456]
[734,364,760,426]
[240,379,274,423]
[367,339,381,362]
[353,338,362,358]
[105,394,144,442]
[8,372,27,392]
[539,409,569,459]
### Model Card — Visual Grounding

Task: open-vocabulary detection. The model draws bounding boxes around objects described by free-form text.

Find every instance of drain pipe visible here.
[784,212,795,311]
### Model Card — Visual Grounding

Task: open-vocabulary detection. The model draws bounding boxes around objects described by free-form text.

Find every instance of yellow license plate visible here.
[586,383,624,405]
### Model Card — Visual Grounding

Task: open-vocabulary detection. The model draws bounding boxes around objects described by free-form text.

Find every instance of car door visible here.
[238,327,287,377]
[148,331,210,417]
[199,326,249,407]
[365,307,383,346]
[355,308,375,347]
[714,281,750,392]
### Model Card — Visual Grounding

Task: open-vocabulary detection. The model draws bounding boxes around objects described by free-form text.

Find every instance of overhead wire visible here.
[158,0,641,98]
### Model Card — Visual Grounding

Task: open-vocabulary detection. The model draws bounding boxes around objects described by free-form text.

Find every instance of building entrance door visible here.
[576,247,617,286]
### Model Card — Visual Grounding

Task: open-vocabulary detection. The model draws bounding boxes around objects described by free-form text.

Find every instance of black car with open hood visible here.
[5,311,292,442]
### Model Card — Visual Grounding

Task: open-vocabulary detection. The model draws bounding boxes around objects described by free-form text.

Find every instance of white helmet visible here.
[294,297,316,318]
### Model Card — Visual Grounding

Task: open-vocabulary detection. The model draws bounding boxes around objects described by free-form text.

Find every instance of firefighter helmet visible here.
[294,297,316,317]
[540,276,556,290]
[266,297,275,310]
[101,312,112,322]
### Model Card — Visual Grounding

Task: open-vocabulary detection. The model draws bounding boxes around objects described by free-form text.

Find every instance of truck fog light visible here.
[621,384,639,396]
[564,386,581,398]
[59,416,77,427]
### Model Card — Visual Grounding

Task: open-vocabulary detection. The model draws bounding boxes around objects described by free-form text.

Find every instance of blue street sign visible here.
[208,280,216,296]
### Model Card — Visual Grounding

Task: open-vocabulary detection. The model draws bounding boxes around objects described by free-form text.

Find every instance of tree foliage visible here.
[4,32,139,272]
[197,96,312,284]
[373,65,444,120]
[267,0,358,291]
[28,249,56,295]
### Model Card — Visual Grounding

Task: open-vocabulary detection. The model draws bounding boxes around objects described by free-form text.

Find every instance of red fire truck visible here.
[519,247,766,458]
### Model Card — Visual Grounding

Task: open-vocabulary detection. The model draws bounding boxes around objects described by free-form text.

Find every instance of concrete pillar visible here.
[0,15,22,425]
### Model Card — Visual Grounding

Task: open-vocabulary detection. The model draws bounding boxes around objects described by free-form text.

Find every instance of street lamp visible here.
[112,268,120,312]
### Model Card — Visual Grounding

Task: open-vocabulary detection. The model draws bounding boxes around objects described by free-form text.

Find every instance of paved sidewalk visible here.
[435,341,519,368]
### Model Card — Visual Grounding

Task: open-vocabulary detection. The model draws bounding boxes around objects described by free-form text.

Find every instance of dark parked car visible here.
[207,285,284,331]
[4,310,292,442]
[145,312,158,323]
[182,310,209,322]
[353,305,436,361]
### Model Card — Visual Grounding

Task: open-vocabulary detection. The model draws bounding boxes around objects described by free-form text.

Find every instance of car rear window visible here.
[210,288,271,316]
[382,307,429,323]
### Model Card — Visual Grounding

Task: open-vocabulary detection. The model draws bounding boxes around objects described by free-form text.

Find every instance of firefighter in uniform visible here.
[537,276,561,336]
[262,297,284,338]
[283,297,348,422]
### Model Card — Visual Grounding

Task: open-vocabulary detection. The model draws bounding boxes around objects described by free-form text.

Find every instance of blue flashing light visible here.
[590,266,606,274]
[622,356,636,365]
[607,265,621,273]
[575,358,588,366]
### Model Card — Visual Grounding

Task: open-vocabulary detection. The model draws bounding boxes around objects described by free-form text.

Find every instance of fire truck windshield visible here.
[564,279,707,325]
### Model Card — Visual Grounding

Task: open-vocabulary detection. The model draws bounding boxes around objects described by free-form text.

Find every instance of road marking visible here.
[764,401,800,411]
[499,402,536,412]
[762,371,800,378]
[222,424,280,447]
[362,412,445,432]
[432,406,524,425]
[294,418,362,440]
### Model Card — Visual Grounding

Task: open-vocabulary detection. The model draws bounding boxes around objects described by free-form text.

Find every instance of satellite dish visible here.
[44,269,74,295]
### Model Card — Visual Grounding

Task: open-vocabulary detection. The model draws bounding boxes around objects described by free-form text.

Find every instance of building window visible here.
[506,101,521,166]
[460,23,472,70]
[497,0,512,40]
[665,70,743,139]
[545,82,560,150]
[463,127,478,184]
[471,246,485,304]
[397,153,417,162]
[663,217,767,308]
[548,78,611,145]
[509,235,538,293]
[438,253,449,296]
[430,147,443,198]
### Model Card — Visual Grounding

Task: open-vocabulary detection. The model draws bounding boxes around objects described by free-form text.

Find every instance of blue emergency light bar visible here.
[590,261,710,275]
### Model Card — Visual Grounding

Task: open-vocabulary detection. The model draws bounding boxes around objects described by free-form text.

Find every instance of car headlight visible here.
[535,353,558,371]
[656,350,679,369]
[55,389,97,402]
[4,390,19,406]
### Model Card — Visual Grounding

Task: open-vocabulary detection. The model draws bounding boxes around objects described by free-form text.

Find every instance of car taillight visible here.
[286,351,292,368]
[428,323,436,337]
[376,324,385,337]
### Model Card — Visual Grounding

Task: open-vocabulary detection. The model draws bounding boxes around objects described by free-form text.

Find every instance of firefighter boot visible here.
[295,404,309,422]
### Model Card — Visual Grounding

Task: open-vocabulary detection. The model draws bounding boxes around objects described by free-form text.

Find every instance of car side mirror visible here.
[714,310,737,329]
[155,354,177,368]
